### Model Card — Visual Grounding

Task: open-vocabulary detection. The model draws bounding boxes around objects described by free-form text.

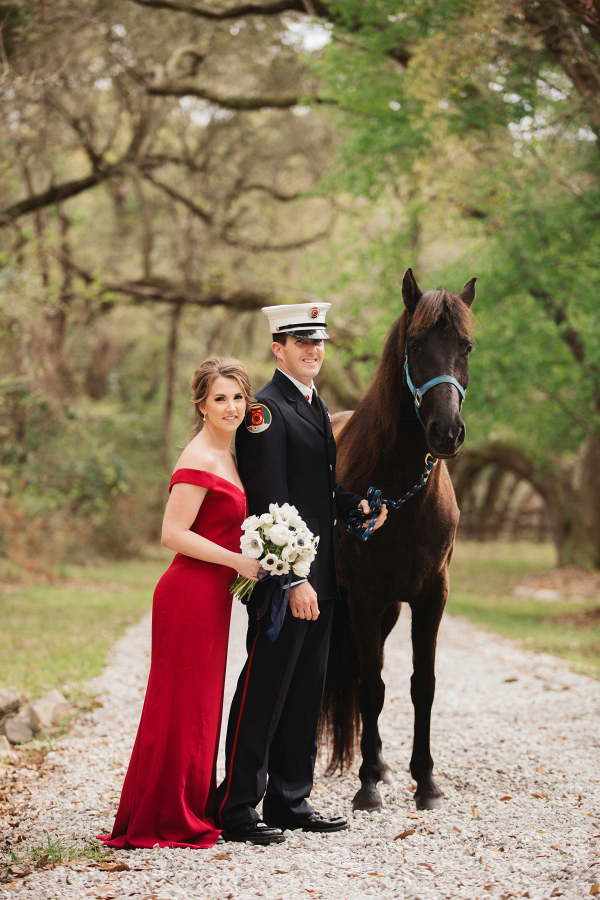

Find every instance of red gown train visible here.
[99,469,246,849]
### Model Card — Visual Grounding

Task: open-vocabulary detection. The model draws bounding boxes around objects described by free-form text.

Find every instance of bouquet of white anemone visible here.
[231,502,319,604]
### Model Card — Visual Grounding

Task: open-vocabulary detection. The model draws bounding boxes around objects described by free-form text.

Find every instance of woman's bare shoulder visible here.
[174,438,218,475]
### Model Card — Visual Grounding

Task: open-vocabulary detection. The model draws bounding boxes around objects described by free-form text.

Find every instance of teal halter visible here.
[403,342,466,428]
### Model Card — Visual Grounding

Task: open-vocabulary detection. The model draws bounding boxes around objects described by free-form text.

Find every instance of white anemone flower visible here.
[313,535,320,550]
[282,543,299,563]
[261,552,278,572]
[259,512,274,527]
[293,531,312,552]
[272,558,290,576]
[242,515,260,532]
[288,513,304,531]
[268,523,291,546]
[240,531,264,559]
[292,558,311,578]
[299,546,316,563]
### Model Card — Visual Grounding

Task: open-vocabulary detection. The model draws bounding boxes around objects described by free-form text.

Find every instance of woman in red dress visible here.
[100,358,260,850]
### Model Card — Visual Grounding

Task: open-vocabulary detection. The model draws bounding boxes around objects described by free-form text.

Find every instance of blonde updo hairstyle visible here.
[190,357,254,438]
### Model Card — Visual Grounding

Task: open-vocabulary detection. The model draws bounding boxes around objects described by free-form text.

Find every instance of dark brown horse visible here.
[321,267,476,811]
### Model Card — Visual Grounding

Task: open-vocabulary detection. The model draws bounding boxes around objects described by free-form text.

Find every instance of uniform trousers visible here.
[214,594,334,829]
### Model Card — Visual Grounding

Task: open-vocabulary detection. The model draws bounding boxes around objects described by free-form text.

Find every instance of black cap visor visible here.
[285,327,329,340]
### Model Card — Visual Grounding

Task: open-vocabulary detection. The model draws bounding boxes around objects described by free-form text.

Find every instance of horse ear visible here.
[402,268,422,313]
[459,277,477,307]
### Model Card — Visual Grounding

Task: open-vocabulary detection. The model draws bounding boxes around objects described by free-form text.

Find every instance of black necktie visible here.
[311,388,324,426]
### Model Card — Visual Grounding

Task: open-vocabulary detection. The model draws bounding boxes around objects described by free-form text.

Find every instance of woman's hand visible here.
[236,556,261,581]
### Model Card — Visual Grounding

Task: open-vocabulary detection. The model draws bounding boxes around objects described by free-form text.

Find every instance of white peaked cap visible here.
[261,302,331,340]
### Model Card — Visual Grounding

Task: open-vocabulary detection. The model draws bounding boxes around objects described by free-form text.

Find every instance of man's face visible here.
[272,337,325,384]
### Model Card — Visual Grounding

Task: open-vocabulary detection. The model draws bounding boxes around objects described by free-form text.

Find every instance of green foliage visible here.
[312,0,600,469]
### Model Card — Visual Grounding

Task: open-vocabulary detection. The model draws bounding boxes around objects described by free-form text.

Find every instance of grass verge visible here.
[0,553,169,699]
[448,541,600,677]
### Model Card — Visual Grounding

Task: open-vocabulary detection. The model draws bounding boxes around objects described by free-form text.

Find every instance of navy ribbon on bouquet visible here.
[255,568,293,641]
[346,454,438,542]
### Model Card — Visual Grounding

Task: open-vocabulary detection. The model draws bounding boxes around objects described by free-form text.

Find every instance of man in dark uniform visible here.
[214,302,387,845]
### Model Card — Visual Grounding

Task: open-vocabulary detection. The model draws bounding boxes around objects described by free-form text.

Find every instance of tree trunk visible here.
[459,441,600,569]
[163,302,183,465]
[559,436,600,567]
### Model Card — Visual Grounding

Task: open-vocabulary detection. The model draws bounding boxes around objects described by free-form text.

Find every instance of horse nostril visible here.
[429,419,465,449]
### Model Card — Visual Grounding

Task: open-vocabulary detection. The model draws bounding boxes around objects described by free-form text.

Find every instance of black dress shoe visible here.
[300,812,348,833]
[224,819,286,845]
[216,835,225,845]
[268,811,348,833]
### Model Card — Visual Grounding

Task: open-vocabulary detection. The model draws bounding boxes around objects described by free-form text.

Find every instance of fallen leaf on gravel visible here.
[418,863,433,872]
[484,884,494,891]
[273,870,289,874]
[7,883,16,891]
[504,677,518,682]
[590,884,599,895]
[406,812,420,819]
[99,862,130,872]
[471,806,479,818]
[394,830,415,840]
[499,796,512,801]
[7,866,30,878]
[211,854,231,861]
[536,765,544,773]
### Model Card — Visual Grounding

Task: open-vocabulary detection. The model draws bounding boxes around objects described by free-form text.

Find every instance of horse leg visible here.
[375,602,401,786]
[409,575,447,811]
[351,602,400,811]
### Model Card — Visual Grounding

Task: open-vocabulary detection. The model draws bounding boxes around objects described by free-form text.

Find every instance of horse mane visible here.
[409,288,474,337]
[337,290,474,489]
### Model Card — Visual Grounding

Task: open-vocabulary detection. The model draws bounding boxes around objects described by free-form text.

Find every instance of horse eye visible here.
[409,341,420,353]
[465,344,473,355]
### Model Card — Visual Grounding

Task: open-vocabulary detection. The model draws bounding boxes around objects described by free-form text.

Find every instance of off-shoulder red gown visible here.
[99,469,246,849]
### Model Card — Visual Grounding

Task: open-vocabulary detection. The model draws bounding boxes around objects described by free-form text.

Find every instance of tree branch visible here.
[147,78,323,108]
[459,442,573,520]
[141,171,213,223]
[0,172,108,227]
[529,287,586,365]
[127,0,317,18]
[52,248,314,312]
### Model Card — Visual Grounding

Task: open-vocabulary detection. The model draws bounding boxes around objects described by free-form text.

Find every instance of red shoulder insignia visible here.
[246,403,272,433]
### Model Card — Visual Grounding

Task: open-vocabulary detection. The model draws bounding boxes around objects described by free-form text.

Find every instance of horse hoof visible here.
[352,787,382,812]
[415,794,444,811]
[380,767,394,785]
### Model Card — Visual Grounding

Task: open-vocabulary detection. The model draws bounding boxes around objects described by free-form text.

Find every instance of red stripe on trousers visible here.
[217,613,261,828]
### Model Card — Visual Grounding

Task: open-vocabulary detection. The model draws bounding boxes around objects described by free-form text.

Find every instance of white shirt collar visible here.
[278,368,314,402]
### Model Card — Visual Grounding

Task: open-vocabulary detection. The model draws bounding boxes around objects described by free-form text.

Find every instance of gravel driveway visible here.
[1,599,599,900]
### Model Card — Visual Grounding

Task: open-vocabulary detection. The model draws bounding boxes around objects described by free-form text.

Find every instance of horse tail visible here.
[320,586,361,774]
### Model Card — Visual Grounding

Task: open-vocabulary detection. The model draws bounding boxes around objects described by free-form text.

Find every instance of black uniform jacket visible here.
[235,368,363,602]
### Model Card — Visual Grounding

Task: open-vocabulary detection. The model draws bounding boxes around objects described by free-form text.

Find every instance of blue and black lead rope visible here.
[346,454,438,542]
